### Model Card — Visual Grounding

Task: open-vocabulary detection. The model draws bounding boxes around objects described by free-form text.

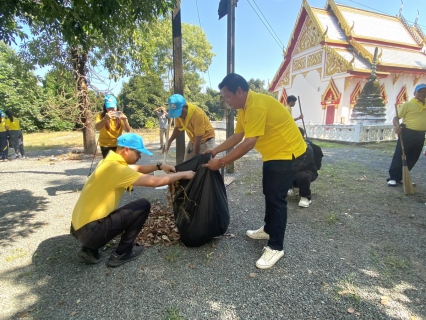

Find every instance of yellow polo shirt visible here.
[71,151,142,230]
[95,112,124,147]
[5,118,21,131]
[398,98,426,131]
[175,103,215,143]
[235,90,306,161]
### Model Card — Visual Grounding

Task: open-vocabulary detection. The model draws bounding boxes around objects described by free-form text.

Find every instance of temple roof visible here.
[270,0,426,91]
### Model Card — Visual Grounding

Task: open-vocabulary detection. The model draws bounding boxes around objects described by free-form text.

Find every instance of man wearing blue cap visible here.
[387,83,426,186]
[71,133,195,267]
[165,94,215,160]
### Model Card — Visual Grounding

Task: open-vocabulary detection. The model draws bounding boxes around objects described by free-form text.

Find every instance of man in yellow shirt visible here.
[165,94,215,161]
[71,133,195,267]
[387,83,426,186]
[204,73,306,269]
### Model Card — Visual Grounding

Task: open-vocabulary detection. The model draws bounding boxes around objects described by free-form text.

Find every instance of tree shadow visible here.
[44,176,85,196]
[0,189,48,246]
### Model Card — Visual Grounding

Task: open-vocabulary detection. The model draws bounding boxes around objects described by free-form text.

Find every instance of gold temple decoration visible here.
[350,82,362,109]
[326,0,354,37]
[344,77,353,90]
[307,51,322,67]
[291,74,298,85]
[348,39,373,64]
[325,52,346,76]
[278,68,290,87]
[396,85,409,107]
[393,73,401,85]
[293,56,307,71]
[294,19,322,55]
[413,75,421,86]
[279,88,288,106]
[316,67,322,78]
[321,78,341,109]
[302,71,310,78]
[380,84,388,104]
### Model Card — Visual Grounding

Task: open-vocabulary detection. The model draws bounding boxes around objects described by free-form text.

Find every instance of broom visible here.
[297,96,307,138]
[394,105,415,195]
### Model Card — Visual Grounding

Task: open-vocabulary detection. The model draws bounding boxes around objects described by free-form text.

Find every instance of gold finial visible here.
[322,25,329,38]
[378,48,383,60]
[414,9,419,25]
[398,0,403,17]
[350,21,355,33]
[349,52,355,66]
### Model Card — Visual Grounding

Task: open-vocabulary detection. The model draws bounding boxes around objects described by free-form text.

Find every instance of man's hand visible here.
[162,144,169,154]
[161,164,176,173]
[395,124,402,135]
[204,148,217,158]
[202,157,224,171]
[182,170,196,180]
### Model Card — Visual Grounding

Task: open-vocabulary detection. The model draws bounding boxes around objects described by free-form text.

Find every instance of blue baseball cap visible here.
[414,83,426,92]
[117,133,153,156]
[167,94,186,118]
[104,94,117,109]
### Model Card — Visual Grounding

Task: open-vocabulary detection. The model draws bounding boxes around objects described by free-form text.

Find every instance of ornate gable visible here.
[380,84,388,104]
[396,85,409,106]
[294,18,322,55]
[321,78,341,108]
[279,89,288,105]
[350,82,362,108]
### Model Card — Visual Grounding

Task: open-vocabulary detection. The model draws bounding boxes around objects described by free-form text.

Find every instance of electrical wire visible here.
[251,0,285,48]
[245,0,285,51]
[195,0,212,89]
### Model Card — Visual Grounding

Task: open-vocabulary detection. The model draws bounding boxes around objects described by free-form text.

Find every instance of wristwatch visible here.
[156,162,162,170]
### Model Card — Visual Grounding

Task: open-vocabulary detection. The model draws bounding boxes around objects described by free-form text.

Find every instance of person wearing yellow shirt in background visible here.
[165,94,215,161]
[5,110,25,159]
[387,83,426,186]
[71,133,195,267]
[0,111,8,161]
[95,94,131,158]
[203,73,307,270]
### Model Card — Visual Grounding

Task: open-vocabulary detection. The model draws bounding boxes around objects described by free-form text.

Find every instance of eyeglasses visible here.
[129,148,141,158]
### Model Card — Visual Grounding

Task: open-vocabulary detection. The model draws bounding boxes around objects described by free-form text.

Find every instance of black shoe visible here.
[106,245,144,268]
[77,247,101,264]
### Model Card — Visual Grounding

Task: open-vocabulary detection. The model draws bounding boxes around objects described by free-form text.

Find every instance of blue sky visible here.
[180,0,425,92]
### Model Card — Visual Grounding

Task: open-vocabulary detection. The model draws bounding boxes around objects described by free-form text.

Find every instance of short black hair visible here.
[218,73,249,93]
[287,95,297,103]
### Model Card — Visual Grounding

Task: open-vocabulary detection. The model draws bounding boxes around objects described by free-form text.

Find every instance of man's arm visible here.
[165,127,181,151]
[207,132,244,157]
[204,135,257,171]
[393,116,401,134]
[129,163,176,174]
[133,170,195,187]
[193,136,202,155]
[294,114,304,121]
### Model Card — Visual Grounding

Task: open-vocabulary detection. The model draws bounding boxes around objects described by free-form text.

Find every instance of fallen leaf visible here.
[347,307,355,314]
[307,269,312,274]
[338,290,348,296]
[249,273,257,278]
[410,316,417,320]
[381,296,389,305]
[71,311,78,316]
[58,301,65,306]
[18,312,29,318]
[355,312,360,316]
[189,265,195,269]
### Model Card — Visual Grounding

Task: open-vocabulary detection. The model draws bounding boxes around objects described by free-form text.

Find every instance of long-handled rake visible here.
[394,105,415,195]
[297,95,307,138]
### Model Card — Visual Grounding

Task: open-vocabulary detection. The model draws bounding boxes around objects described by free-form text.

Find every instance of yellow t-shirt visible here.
[71,151,142,230]
[0,119,6,132]
[5,118,21,131]
[95,112,125,147]
[398,98,426,131]
[235,90,306,161]
[175,103,215,143]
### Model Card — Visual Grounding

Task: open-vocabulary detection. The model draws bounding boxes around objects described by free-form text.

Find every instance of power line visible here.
[251,0,285,48]
[195,0,212,89]
[245,0,285,51]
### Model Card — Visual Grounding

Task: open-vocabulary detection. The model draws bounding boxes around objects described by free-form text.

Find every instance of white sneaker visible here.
[298,197,311,208]
[246,226,270,240]
[387,180,397,186]
[255,246,284,269]
[287,189,294,197]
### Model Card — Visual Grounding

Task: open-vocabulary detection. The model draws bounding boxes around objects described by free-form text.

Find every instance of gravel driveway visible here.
[1,141,425,320]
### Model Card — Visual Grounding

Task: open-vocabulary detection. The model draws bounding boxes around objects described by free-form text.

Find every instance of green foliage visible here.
[119,74,167,129]
[248,78,277,98]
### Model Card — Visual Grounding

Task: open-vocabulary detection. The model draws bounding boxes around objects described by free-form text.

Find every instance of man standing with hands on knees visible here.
[203,73,306,269]
[71,133,195,267]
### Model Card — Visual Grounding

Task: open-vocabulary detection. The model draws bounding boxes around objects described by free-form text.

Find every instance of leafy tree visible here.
[248,78,277,98]
[0,41,44,132]
[118,74,167,129]
[6,0,177,153]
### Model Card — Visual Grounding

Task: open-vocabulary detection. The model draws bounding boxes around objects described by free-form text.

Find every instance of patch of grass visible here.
[369,249,410,279]
[165,247,181,263]
[336,273,361,303]
[206,251,214,264]
[6,248,27,262]
[163,306,185,320]
[327,213,338,224]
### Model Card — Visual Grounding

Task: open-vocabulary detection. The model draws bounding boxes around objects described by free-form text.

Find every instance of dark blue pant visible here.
[0,131,8,159]
[73,198,151,254]
[262,160,293,251]
[388,128,425,182]
[293,170,317,200]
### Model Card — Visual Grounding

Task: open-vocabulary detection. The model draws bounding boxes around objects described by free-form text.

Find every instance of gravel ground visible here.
[1,140,425,320]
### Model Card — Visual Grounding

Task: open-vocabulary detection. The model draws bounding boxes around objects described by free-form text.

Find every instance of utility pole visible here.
[225,0,237,173]
[172,1,185,164]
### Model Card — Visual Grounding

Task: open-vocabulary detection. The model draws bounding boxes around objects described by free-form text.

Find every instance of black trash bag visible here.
[172,154,229,247]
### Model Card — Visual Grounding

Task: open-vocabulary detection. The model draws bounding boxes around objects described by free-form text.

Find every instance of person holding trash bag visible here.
[203,73,306,270]
[95,94,131,159]
[165,94,215,160]
[71,133,195,267]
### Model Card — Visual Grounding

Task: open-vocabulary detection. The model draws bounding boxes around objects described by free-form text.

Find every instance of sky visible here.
[178,0,426,92]
[16,0,426,95]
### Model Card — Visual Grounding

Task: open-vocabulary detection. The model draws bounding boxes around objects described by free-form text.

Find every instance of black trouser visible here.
[0,131,8,159]
[388,128,425,182]
[293,170,318,200]
[262,159,293,251]
[73,199,151,254]
[100,146,117,159]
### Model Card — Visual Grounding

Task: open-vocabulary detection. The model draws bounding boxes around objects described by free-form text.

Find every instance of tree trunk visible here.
[71,48,96,154]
